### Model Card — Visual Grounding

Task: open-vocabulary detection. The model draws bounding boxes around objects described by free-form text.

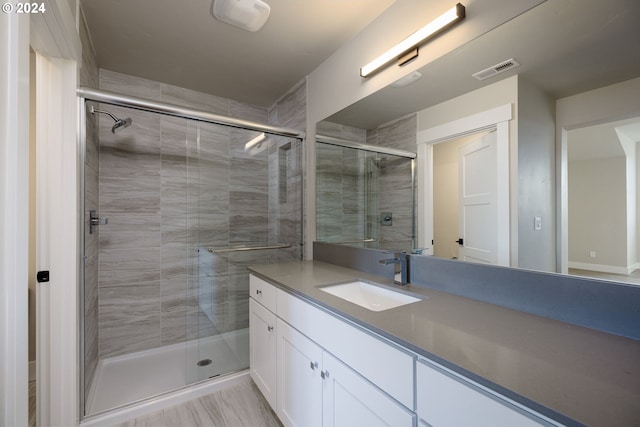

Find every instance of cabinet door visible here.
[322,352,415,427]
[417,360,548,427]
[277,319,323,427]
[249,298,277,409]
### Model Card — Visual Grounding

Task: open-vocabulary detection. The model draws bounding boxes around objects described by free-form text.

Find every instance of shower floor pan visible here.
[86,328,249,415]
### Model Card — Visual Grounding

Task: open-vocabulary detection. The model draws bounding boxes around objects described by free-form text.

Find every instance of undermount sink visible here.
[319,280,422,312]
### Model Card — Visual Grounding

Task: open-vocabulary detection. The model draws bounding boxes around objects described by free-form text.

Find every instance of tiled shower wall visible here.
[316,121,368,243]
[316,115,416,250]
[80,14,100,394]
[366,114,417,250]
[95,70,305,359]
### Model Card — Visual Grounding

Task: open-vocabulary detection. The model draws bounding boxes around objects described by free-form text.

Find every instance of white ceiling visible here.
[80,0,396,107]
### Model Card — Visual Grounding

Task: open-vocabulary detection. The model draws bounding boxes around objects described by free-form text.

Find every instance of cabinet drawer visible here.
[417,359,551,427]
[250,274,277,312]
[278,289,415,409]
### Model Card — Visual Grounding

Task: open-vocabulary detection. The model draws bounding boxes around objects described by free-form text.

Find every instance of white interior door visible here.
[458,131,498,264]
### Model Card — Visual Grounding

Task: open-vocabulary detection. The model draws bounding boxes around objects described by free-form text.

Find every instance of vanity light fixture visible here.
[212,0,271,32]
[360,3,465,78]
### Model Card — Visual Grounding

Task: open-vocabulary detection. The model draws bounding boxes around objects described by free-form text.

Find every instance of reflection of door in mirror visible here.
[458,131,498,264]
[567,116,640,284]
[433,131,494,262]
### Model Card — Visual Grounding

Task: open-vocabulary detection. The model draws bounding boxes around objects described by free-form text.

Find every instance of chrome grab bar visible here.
[207,244,292,253]
[331,238,376,244]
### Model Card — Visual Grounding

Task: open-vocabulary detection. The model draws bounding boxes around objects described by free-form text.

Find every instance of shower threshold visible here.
[86,328,249,415]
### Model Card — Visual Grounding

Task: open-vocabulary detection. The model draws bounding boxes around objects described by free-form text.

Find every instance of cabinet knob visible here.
[320,370,329,379]
[256,289,262,295]
[310,361,318,370]
[267,325,274,332]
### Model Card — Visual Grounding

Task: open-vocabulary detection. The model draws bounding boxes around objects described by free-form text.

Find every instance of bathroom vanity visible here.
[248,261,640,427]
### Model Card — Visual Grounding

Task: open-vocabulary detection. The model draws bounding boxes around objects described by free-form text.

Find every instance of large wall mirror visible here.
[314,0,640,285]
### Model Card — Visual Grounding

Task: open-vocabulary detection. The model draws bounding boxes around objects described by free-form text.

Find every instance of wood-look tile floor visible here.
[111,380,282,427]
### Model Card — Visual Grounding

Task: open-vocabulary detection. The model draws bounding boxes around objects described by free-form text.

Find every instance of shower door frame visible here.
[78,88,304,420]
[315,134,417,250]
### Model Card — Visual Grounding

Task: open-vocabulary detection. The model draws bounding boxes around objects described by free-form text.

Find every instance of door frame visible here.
[0,3,81,427]
[417,103,512,266]
[0,11,30,427]
[556,78,640,273]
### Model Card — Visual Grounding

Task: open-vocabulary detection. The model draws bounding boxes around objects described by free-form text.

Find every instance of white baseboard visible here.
[29,360,36,382]
[569,261,634,275]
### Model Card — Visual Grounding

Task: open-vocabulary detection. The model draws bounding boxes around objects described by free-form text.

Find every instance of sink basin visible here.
[319,281,421,312]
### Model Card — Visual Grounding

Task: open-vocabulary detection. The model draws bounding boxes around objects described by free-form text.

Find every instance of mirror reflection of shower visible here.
[244,132,267,155]
[90,105,132,133]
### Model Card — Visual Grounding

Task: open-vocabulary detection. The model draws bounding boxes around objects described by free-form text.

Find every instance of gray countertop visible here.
[248,260,640,427]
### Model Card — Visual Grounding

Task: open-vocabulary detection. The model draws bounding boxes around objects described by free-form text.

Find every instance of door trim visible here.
[31,2,81,425]
[417,103,512,266]
[0,12,30,427]
[35,52,80,427]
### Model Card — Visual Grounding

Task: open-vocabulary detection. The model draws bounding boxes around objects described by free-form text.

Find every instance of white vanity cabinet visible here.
[321,351,414,427]
[276,318,323,427]
[248,276,278,409]
[250,274,558,427]
[276,318,413,427]
[417,359,553,427]
[249,274,414,427]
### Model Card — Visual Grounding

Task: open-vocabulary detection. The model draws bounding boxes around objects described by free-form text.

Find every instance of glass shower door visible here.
[185,121,302,384]
[315,142,415,250]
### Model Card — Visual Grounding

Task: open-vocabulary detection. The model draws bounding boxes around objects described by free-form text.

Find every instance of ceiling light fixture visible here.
[212,0,271,32]
[360,3,465,78]
[391,71,423,88]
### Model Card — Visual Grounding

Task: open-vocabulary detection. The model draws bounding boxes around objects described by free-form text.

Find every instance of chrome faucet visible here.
[379,254,408,285]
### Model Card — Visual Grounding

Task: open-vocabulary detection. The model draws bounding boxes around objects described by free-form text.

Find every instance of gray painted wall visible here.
[517,77,556,272]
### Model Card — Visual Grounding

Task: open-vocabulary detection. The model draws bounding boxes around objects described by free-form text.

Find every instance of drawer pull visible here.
[310,361,318,370]
[321,370,330,379]
[256,289,262,295]
[267,325,274,332]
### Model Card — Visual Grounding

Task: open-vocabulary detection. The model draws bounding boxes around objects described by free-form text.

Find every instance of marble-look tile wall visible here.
[367,114,417,250]
[315,115,416,250]
[80,11,100,396]
[267,78,306,263]
[96,70,304,358]
[315,122,368,244]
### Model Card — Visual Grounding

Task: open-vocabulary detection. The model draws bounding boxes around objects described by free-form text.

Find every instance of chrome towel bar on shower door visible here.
[207,244,292,253]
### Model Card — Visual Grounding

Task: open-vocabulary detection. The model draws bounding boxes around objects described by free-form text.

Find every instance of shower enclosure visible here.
[80,89,303,417]
[315,135,416,251]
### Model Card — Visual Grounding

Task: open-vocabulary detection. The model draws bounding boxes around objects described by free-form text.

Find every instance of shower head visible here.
[90,106,133,133]
[372,157,387,168]
[111,117,132,133]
